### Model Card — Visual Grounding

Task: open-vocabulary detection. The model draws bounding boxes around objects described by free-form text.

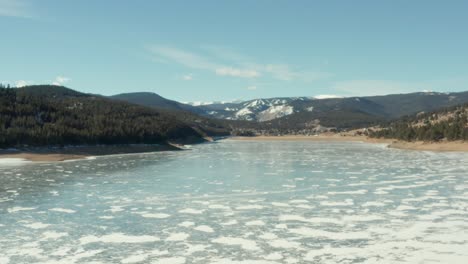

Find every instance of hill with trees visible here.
[1,84,467,147]
[110,92,205,114]
[369,104,468,141]
[0,85,228,148]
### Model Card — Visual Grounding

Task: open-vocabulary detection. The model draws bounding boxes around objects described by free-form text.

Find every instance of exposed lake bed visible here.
[0,141,467,263]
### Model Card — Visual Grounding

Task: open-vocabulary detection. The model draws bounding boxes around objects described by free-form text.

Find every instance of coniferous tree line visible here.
[369,104,468,141]
[0,85,210,148]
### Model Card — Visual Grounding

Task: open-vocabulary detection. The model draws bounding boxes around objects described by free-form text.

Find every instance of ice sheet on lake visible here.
[0,141,467,263]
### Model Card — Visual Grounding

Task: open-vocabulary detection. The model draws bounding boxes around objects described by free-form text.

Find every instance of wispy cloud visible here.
[331,80,412,96]
[210,46,332,81]
[201,46,332,81]
[0,0,33,18]
[15,80,31,87]
[149,46,218,70]
[182,74,193,81]
[148,45,331,81]
[246,85,257,90]
[261,64,331,81]
[313,94,344,99]
[330,78,468,96]
[52,76,71,86]
[148,45,259,79]
[2,76,71,88]
[215,67,260,78]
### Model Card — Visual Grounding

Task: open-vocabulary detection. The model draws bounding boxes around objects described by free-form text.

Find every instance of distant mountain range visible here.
[112,91,468,130]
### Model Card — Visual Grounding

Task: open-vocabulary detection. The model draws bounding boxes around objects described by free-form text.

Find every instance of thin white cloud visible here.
[148,45,330,82]
[202,46,332,81]
[313,94,344,99]
[3,76,72,88]
[331,80,422,96]
[149,45,258,79]
[329,78,468,96]
[261,64,333,82]
[52,76,71,86]
[263,64,297,81]
[0,0,33,18]
[215,67,260,78]
[182,74,193,81]
[149,46,218,70]
[15,80,30,87]
[246,85,257,90]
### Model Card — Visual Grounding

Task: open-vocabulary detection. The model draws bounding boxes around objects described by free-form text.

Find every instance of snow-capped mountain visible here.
[197,97,309,121]
[193,91,468,124]
[111,91,468,128]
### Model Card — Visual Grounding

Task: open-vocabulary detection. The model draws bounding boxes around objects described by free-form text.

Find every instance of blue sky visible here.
[1,0,467,102]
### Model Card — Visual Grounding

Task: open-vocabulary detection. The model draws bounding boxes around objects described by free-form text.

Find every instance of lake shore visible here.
[0,144,182,162]
[229,135,468,152]
[2,136,467,163]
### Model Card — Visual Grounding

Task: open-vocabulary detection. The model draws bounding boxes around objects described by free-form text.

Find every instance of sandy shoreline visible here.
[229,135,468,152]
[0,144,181,162]
[1,136,466,163]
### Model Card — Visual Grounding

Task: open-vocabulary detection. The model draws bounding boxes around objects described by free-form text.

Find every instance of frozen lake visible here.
[0,140,467,263]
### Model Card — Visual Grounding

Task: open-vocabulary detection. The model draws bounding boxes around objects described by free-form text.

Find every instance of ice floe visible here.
[139,213,170,219]
[194,225,214,233]
[49,208,76,213]
[166,232,190,241]
[212,237,260,251]
[80,233,160,244]
[179,208,204,214]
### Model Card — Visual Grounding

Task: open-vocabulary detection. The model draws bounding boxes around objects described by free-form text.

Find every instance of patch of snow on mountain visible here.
[224,107,237,111]
[271,99,287,104]
[187,100,241,106]
[267,105,293,115]
[246,99,267,108]
[235,107,254,118]
[257,105,294,121]
[306,106,314,112]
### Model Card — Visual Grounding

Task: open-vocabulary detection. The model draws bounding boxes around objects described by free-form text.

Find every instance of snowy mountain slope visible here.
[110,91,468,129]
[193,91,468,124]
[197,97,309,121]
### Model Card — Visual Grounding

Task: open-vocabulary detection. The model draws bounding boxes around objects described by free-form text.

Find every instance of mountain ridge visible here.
[112,90,468,131]
[0,85,229,148]
[3,84,468,146]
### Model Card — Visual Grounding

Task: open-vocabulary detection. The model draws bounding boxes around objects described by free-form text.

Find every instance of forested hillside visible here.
[111,92,231,138]
[369,104,468,141]
[0,85,216,148]
[110,92,204,114]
